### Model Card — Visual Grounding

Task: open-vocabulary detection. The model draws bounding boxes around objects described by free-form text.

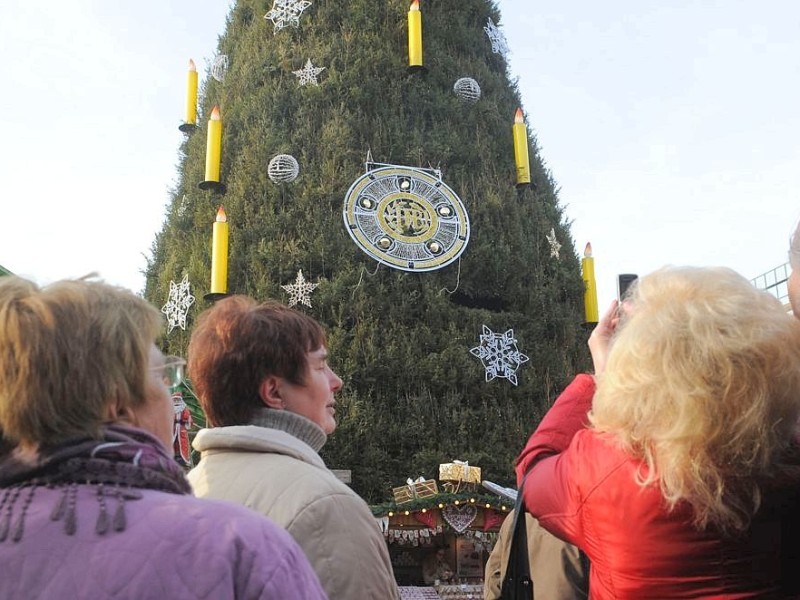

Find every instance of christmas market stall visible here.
[373,461,513,599]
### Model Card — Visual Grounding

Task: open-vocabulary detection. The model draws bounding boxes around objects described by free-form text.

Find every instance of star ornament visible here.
[281,270,319,308]
[470,325,529,386]
[484,18,509,58]
[293,59,325,86]
[546,227,561,258]
[161,274,196,333]
[264,0,312,33]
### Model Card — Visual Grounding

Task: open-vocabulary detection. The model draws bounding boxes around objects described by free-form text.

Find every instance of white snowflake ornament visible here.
[484,18,509,58]
[293,59,325,86]
[281,270,318,308]
[161,274,196,333]
[264,0,312,33]
[176,194,189,218]
[470,325,529,386]
[546,228,561,258]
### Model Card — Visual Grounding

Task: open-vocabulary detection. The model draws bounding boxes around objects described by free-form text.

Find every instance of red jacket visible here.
[516,374,800,599]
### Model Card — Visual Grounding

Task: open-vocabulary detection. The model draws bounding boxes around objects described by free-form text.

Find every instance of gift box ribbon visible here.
[452,460,470,479]
[406,476,426,498]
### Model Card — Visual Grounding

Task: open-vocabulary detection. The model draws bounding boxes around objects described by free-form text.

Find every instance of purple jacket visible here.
[0,484,327,599]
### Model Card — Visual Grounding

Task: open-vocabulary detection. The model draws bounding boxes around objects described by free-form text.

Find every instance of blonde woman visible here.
[516,266,800,598]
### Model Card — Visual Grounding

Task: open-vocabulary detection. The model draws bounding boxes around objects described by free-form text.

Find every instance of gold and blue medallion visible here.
[343,163,470,272]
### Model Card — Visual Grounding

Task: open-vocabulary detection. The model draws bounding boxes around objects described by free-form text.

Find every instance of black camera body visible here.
[617,273,638,301]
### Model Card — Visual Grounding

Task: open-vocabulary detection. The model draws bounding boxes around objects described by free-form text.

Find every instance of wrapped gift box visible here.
[439,462,481,484]
[392,479,439,504]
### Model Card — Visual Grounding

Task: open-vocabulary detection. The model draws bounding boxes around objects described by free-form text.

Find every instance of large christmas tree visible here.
[145,0,590,502]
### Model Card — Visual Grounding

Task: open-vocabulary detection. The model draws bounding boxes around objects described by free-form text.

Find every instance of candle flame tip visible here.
[216,205,227,222]
[584,242,592,257]
[410,0,420,9]
[188,59,196,70]
[210,105,221,119]
[514,107,524,123]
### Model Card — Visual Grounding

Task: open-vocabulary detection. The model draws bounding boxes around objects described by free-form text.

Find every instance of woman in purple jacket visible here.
[0,275,327,600]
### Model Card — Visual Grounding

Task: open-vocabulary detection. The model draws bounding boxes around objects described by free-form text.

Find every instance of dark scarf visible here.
[0,425,191,542]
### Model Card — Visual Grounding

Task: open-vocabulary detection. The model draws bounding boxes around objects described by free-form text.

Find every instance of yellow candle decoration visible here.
[211,205,229,294]
[513,108,531,187]
[582,242,599,323]
[185,59,198,126]
[204,105,223,184]
[408,0,423,69]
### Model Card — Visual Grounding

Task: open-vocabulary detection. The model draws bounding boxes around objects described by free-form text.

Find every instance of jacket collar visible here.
[247,408,327,452]
[192,409,328,469]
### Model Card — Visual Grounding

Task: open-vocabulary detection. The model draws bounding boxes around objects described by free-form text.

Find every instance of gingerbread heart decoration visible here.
[442,503,477,533]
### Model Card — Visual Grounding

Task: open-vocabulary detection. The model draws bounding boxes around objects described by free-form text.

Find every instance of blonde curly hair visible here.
[590,266,800,534]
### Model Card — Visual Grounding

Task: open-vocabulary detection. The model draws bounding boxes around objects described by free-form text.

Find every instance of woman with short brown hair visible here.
[188,296,400,600]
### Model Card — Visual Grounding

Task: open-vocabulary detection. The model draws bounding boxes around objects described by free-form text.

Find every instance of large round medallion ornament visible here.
[343,164,470,271]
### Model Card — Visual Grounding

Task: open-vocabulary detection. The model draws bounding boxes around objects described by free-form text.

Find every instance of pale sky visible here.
[1,1,798,309]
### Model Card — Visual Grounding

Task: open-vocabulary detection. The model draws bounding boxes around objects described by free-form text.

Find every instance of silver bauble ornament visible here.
[453,77,481,103]
[211,54,229,83]
[268,154,300,183]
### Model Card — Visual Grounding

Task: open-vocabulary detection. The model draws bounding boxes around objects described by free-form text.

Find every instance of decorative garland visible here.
[371,491,510,518]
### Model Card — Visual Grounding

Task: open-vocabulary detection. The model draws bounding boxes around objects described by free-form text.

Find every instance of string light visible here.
[378,493,508,521]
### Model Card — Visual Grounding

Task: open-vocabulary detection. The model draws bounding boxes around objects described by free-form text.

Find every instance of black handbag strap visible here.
[500,474,534,599]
